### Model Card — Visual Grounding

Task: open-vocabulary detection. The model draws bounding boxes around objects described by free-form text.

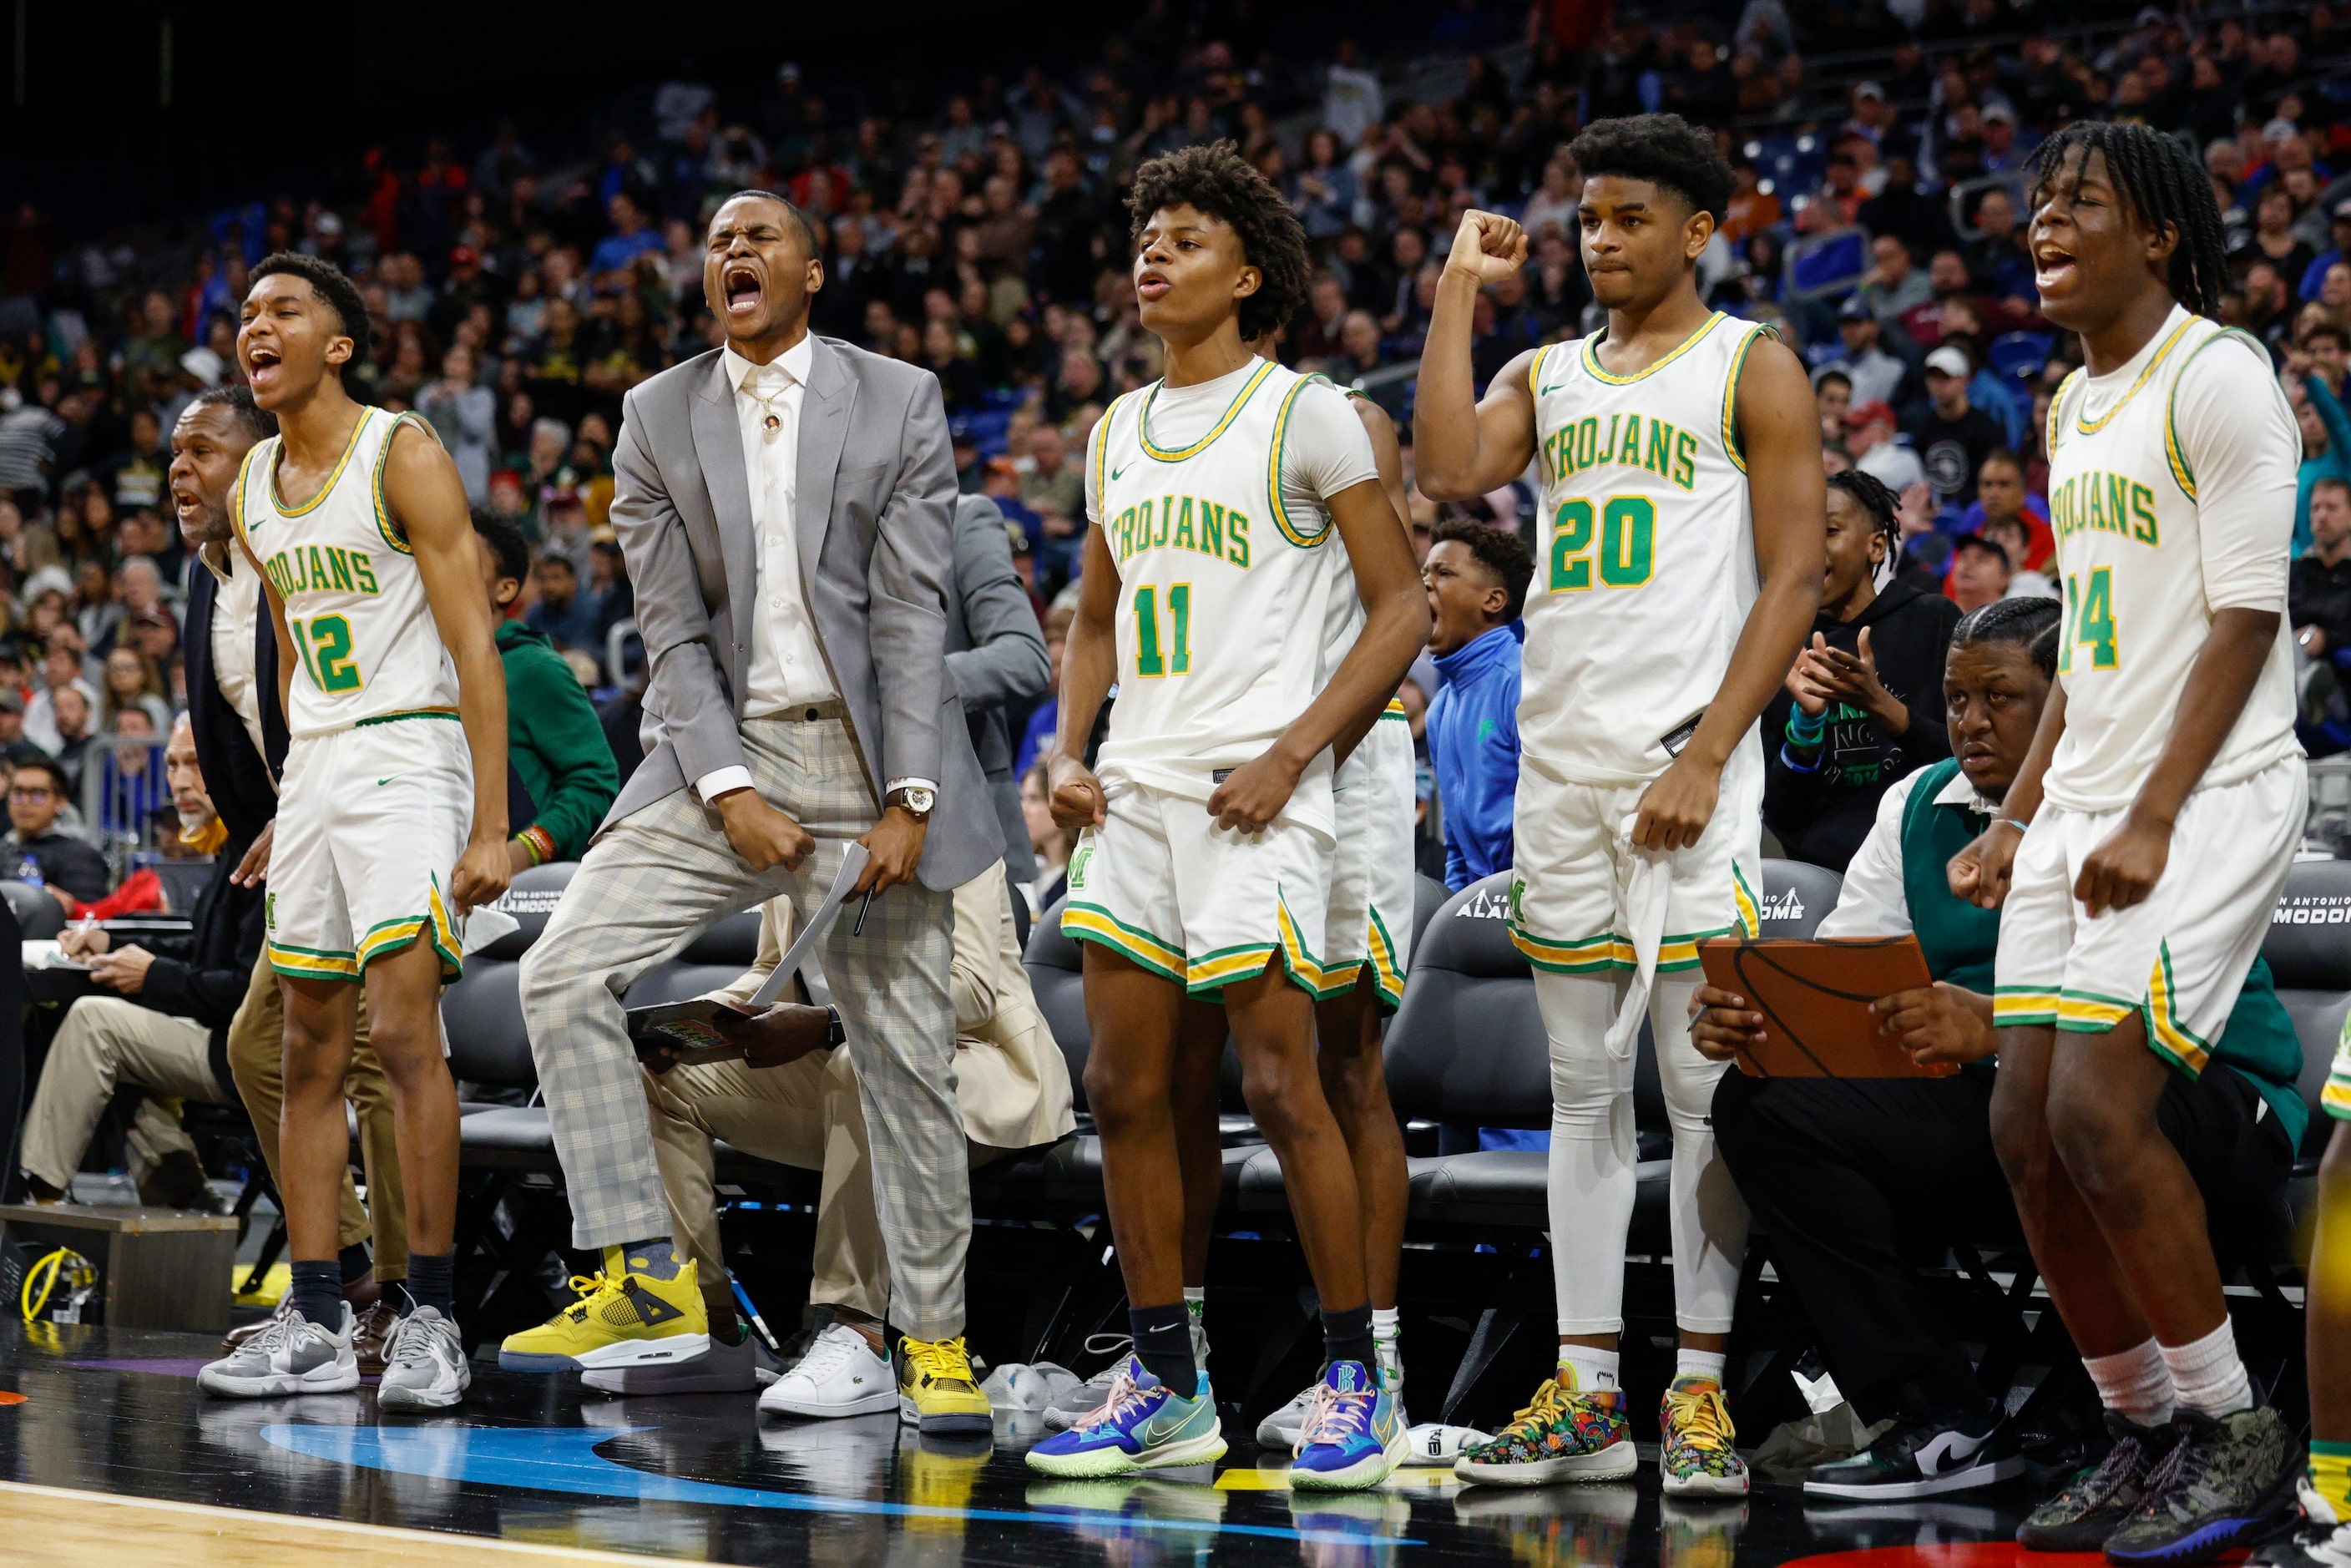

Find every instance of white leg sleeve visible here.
[1649,974,1749,1336]
[1536,970,1636,1336]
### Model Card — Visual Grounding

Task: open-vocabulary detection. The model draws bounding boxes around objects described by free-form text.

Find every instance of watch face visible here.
[904,787,936,813]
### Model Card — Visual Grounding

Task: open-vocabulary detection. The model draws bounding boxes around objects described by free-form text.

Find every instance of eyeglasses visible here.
[8,787,53,802]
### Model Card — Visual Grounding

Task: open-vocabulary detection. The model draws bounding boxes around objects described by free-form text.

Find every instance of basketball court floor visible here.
[0,1319,2093,1568]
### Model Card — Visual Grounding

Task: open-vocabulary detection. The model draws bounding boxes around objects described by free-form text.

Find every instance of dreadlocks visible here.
[2025,121,2230,319]
[1827,467,1900,560]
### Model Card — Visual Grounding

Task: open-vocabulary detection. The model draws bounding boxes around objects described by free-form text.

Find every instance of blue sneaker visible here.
[1290,1360,1405,1491]
[1023,1357,1227,1478]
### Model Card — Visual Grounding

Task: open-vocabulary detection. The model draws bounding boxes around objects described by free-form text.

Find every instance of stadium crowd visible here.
[0,0,2343,910]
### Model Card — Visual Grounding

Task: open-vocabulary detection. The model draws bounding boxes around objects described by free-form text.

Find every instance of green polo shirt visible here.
[497,618,619,862]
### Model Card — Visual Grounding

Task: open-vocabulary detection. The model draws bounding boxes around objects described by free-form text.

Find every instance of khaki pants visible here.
[644,1047,1009,1324]
[225,948,409,1281]
[20,998,227,1191]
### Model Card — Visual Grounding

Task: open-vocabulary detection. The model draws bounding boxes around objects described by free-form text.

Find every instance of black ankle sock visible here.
[1322,1302,1376,1373]
[337,1242,373,1287]
[288,1260,343,1328]
[710,1315,746,1348]
[1129,1302,1199,1399]
[405,1252,455,1316]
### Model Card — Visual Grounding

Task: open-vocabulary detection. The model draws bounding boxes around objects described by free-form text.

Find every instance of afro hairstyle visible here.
[1126,141,1312,344]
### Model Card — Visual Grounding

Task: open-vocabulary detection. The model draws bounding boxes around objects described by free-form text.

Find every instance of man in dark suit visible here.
[172,386,409,1366]
[945,494,1049,883]
[503,191,1003,1432]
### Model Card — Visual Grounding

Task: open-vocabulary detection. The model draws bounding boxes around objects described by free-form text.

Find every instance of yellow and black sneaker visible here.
[498,1247,710,1372]
[895,1333,993,1434]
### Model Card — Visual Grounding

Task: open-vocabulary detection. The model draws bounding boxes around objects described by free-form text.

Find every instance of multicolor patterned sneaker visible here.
[1453,1368,1636,1487]
[2103,1407,2301,1566]
[1290,1360,1406,1491]
[1660,1374,1749,1497]
[1024,1358,1226,1477]
[2018,1413,2182,1552]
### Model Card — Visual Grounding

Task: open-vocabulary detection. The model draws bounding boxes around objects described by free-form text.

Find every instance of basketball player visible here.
[2255,1066,2348,1565]
[196,255,510,1411]
[1413,114,1824,1495]
[1946,123,2304,1563]
[1025,143,1427,1488]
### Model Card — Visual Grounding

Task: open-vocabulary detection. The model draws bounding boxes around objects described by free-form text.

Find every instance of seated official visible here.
[20,716,263,1209]
[4,756,112,912]
[1698,598,2305,1502]
[622,867,1074,1408]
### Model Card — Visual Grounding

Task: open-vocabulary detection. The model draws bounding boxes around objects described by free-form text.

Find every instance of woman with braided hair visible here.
[1763,465,1963,873]
[1946,118,2308,1562]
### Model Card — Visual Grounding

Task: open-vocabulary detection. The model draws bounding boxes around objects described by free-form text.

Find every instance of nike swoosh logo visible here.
[1537,381,1567,395]
[1110,463,1133,482]
[1916,1429,1989,1475]
[376,776,402,787]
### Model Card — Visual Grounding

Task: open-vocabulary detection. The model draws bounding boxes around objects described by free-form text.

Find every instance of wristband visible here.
[513,824,556,866]
[1777,743,1820,775]
[1990,817,2030,837]
[1785,709,1825,746]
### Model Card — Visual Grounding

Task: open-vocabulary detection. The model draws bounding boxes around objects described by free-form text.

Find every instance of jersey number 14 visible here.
[2060,567,2118,674]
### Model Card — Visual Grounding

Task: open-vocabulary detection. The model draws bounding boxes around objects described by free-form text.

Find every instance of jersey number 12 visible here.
[291,615,364,693]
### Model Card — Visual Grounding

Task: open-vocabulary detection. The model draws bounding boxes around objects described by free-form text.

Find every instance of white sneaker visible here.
[757,1322,896,1419]
[1044,1316,1214,1433]
[376,1305,471,1411]
[199,1301,360,1399]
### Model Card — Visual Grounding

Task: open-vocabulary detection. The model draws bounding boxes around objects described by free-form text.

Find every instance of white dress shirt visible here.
[1815,766,1994,940]
[203,545,275,776]
[695,338,932,809]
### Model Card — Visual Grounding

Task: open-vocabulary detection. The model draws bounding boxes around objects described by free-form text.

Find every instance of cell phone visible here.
[1661,711,1706,758]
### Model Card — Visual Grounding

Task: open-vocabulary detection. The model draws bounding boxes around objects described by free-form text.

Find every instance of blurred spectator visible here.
[3,756,108,908]
[99,646,170,735]
[1907,346,2007,510]
[1979,513,2055,599]
[1014,604,1074,780]
[421,344,496,504]
[1946,533,2013,613]
[1819,299,1908,408]
[1766,469,1959,873]
[2293,481,2351,752]
[1846,400,1925,492]
[1021,760,1074,914]
[525,553,599,655]
[1422,519,1530,893]
[2293,351,2351,559]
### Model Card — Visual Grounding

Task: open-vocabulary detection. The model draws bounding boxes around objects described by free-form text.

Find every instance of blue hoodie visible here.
[1428,624,1522,891]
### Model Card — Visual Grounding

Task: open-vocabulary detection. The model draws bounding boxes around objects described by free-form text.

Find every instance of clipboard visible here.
[1696,934,1957,1079]
[627,843,871,1068]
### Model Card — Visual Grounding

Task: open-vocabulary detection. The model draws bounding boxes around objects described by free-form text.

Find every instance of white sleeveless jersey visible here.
[1087,360,1350,830]
[1523,312,1774,785]
[2040,306,2301,813]
[232,407,462,740]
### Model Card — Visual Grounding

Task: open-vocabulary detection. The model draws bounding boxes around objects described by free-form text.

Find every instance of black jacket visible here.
[1763,578,1962,874]
[181,552,288,848]
[132,833,266,1090]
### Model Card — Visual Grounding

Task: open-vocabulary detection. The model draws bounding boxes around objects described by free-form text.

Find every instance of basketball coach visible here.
[506,189,1003,1427]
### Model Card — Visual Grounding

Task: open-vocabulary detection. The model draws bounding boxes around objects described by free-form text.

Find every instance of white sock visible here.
[1370,1307,1400,1343]
[2085,1338,2177,1426]
[2161,1320,2253,1418]
[1182,1287,1205,1311]
[1558,1343,1620,1394]
[1372,1308,1403,1382]
[1536,972,1637,1337]
[1676,1348,1728,1385]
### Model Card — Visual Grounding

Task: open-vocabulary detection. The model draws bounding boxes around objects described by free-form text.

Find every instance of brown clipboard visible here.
[1697,934,1959,1079]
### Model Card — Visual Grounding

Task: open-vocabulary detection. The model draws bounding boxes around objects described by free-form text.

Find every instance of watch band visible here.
[823,1006,846,1049]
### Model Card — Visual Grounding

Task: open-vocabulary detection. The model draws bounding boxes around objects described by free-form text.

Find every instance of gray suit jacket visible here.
[604,335,1000,893]
[944,494,1049,883]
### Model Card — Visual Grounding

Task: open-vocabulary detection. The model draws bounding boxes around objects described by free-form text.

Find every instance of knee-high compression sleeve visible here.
[1650,974,1749,1336]
[1537,970,1637,1336]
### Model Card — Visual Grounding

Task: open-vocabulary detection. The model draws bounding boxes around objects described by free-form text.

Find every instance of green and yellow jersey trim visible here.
[1579,312,1726,387]
[2045,367,2083,458]
[1992,985,2060,1028]
[1135,360,1278,462]
[370,409,440,555]
[1061,903,1185,985]
[1720,322,1773,475]
[1378,698,1408,722]
[352,880,463,982]
[2323,1048,2351,1120]
[2163,324,2270,502]
[270,407,374,517]
[2143,941,2211,1076]
[267,938,361,981]
[1266,377,1333,549]
[1509,924,1635,974]
[1365,909,1408,1009]
[228,441,266,550]
[1090,390,1134,514]
[2055,988,2139,1034]
[352,706,461,728]
[1731,862,1762,937]
[2071,316,2198,436]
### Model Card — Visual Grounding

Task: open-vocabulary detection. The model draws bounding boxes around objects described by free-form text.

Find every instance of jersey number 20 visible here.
[1550,497,1656,593]
[291,615,364,693]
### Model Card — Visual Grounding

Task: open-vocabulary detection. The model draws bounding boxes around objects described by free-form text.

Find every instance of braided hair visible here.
[1827,467,1901,584]
[2024,121,2230,318]
[1951,595,2062,678]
